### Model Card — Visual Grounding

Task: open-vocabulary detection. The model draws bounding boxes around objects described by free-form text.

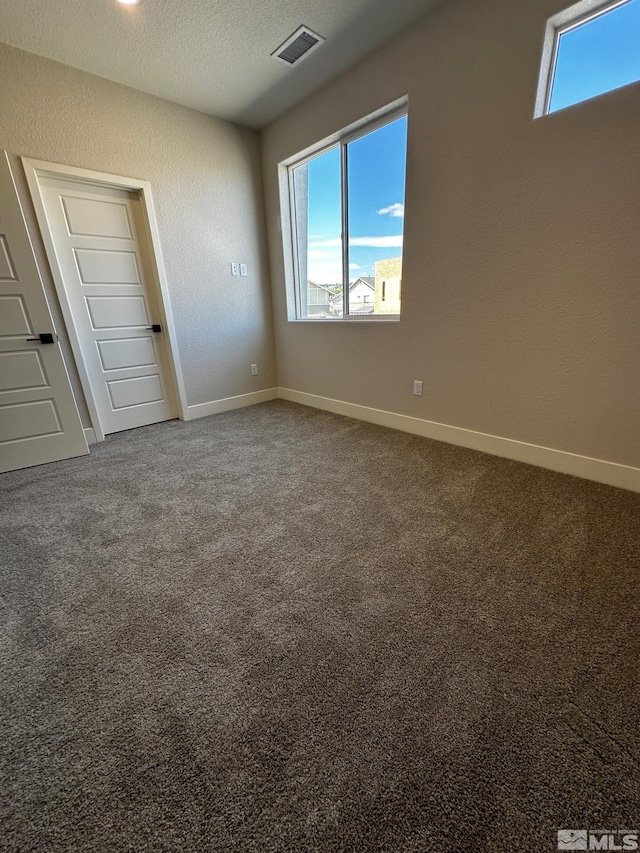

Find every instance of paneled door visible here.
[38,177,178,435]
[0,152,88,473]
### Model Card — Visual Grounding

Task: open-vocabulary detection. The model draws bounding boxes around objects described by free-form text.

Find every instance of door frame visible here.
[22,158,188,442]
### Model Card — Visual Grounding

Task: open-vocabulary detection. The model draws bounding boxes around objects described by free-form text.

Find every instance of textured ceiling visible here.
[0,0,441,128]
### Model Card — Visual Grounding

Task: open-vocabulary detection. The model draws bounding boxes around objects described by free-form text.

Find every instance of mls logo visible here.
[558,830,588,850]
[557,829,639,851]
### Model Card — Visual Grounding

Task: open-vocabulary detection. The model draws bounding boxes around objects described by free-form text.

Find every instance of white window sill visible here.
[289,316,401,323]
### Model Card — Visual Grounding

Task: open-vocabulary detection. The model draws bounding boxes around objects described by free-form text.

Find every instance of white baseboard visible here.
[186,387,279,421]
[83,428,97,445]
[278,388,640,493]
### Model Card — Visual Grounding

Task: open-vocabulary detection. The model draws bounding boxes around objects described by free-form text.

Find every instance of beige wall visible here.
[0,43,276,427]
[261,0,640,468]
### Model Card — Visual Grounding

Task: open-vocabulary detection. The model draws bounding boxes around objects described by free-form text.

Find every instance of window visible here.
[283,105,408,320]
[537,0,640,116]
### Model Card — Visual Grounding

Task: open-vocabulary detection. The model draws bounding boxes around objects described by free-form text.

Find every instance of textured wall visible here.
[261,0,640,468]
[0,43,276,427]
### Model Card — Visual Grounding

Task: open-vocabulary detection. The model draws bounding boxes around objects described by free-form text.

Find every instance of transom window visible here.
[281,104,408,320]
[537,0,640,116]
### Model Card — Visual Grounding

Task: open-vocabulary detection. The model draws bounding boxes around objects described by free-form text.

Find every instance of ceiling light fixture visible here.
[116,0,140,5]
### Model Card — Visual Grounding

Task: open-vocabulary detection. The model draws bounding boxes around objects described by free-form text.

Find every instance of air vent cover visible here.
[272,26,325,66]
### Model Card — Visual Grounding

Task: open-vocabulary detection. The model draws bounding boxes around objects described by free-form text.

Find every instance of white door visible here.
[39,177,178,435]
[0,152,88,473]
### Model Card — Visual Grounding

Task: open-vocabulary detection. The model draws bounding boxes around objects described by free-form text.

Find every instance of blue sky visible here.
[303,116,407,284]
[550,0,640,112]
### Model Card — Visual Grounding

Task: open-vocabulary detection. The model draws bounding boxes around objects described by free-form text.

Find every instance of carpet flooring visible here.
[1,400,639,852]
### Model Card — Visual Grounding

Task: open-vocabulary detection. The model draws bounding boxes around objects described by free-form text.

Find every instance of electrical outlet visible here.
[240,263,248,277]
[251,363,258,376]
[413,380,423,396]
[230,262,239,276]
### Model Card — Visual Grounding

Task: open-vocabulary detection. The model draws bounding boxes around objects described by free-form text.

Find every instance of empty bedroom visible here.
[1,0,639,850]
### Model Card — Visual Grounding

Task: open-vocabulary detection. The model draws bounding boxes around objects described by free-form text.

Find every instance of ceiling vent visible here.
[272,26,325,66]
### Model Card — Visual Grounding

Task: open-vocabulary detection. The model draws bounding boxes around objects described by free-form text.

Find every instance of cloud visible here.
[377,203,404,218]
[312,235,403,249]
[309,236,341,247]
[351,236,403,248]
[307,260,343,283]
[308,260,370,283]
[308,250,341,259]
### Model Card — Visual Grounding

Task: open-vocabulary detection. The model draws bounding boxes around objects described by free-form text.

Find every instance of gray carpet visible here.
[1,400,639,852]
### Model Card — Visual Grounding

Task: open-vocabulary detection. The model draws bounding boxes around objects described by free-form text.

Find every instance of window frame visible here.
[535,0,636,117]
[280,98,408,322]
